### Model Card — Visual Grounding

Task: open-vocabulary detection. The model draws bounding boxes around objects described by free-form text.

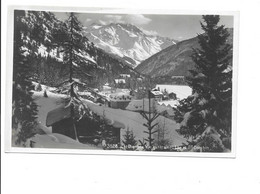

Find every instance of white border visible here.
[4,5,239,158]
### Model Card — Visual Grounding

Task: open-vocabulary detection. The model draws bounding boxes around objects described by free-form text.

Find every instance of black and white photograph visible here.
[8,7,236,155]
[4,1,260,194]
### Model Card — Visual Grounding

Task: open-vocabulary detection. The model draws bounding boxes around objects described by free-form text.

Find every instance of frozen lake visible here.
[156,84,192,100]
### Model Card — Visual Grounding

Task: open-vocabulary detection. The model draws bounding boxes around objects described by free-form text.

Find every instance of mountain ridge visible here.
[135,28,233,78]
[84,22,177,67]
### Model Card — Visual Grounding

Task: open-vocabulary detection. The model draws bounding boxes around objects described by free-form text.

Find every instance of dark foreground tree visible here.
[12,10,57,145]
[53,12,98,140]
[174,15,232,152]
[12,16,38,145]
[12,10,78,145]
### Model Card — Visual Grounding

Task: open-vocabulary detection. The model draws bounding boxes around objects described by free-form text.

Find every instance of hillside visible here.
[135,28,233,78]
[20,12,139,89]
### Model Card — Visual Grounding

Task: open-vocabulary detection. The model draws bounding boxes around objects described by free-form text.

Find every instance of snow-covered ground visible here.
[28,89,186,149]
[33,91,67,134]
[83,99,187,146]
[30,133,100,149]
[30,91,101,149]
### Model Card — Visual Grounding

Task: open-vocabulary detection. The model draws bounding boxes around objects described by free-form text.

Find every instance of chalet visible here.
[119,74,130,78]
[46,103,123,144]
[114,79,126,84]
[114,79,126,88]
[150,89,163,102]
[46,104,77,140]
[109,92,133,110]
[169,92,177,100]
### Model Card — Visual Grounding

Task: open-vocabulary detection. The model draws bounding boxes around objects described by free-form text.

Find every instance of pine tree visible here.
[175,15,232,151]
[155,118,170,149]
[122,128,137,149]
[53,13,98,140]
[12,10,38,145]
[53,13,97,86]
[140,90,159,149]
[90,111,118,148]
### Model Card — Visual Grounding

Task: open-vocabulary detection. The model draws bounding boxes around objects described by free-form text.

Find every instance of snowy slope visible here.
[30,133,100,149]
[33,91,67,134]
[83,99,187,146]
[84,23,177,68]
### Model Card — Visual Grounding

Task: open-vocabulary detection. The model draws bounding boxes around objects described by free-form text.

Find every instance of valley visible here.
[11,11,233,153]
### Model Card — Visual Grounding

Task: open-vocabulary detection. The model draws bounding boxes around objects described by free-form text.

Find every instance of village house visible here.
[46,103,123,144]
[150,88,163,102]
[168,92,177,100]
[46,104,77,140]
[109,92,133,110]
[119,74,131,78]
[114,78,126,88]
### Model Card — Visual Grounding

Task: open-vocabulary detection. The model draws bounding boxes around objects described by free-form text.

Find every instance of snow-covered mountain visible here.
[84,23,177,68]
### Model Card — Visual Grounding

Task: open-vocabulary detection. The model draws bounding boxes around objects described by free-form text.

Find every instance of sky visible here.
[54,12,233,41]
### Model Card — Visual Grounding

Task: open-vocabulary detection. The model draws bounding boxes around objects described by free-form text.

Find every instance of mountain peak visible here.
[114,23,143,33]
[84,22,177,68]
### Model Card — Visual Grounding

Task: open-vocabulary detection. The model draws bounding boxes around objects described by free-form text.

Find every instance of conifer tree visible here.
[13,13,38,145]
[174,15,232,151]
[155,118,170,149]
[12,11,41,145]
[122,128,137,149]
[54,12,97,87]
[89,112,118,148]
[53,12,97,140]
[140,90,159,149]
